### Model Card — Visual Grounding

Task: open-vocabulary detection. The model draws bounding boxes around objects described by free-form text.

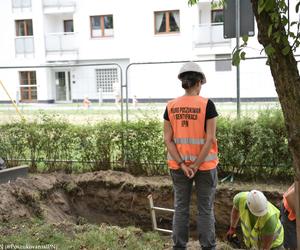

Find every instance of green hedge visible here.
[0,110,294,180]
[217,110,293,180]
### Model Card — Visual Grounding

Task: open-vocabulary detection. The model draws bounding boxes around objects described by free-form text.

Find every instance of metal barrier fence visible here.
[123,57,282,121]
[0,62,127,122]
[0,57,284,125]
[0,58,287,170]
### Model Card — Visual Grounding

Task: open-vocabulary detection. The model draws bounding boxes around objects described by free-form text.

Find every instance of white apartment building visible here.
[0,0,281,103]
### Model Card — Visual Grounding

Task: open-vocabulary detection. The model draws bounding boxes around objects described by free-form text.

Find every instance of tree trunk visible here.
[251,0,300,245]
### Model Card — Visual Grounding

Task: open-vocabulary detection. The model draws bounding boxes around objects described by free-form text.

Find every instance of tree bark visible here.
[251,0,300,245]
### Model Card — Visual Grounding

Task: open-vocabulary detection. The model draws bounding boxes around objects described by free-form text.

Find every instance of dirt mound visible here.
[0,170,288,239]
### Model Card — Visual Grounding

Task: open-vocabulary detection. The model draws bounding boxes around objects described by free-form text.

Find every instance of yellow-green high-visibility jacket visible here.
[238,192,283,249]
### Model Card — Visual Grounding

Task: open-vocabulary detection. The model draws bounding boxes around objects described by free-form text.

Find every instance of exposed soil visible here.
[0,170,290,249]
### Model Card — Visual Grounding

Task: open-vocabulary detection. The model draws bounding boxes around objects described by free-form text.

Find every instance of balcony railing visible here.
[15,36,34,55]
[193,23,231,47]
[45,32,78,54]
[43,0,76,12]
[12,0,31,10]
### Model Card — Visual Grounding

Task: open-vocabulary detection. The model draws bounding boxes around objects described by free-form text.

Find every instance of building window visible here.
[155,10,180,34]
[15,19,33,36]
[95,68,118,93]
[19,71,37,101]
[64,20,74,32]
[211,9,223,24]
[215,54,232,71]
[90,15,113,38]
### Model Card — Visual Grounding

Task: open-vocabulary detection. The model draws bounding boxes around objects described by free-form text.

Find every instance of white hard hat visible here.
[178,61,207,84]
[246,190,268,217]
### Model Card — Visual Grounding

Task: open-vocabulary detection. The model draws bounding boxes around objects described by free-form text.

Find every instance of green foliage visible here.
[232,49,244,66]
[265,43,276,57]
[77,122,122,172]
[217,110,293,181]
[124,120,165,175]
[189,0,224,9]
[0,111,293,180]
[188,0,300,65]
[188,0,199,6]
[0,121,28,167]
[0,220,164,250]
[237,0,293,64]
[246,0,298,61]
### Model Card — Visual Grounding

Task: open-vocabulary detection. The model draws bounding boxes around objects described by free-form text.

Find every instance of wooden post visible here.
[295,180,300,248]
[0,80,25,121]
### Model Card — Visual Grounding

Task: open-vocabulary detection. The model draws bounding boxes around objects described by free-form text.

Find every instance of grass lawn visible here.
[0,219,238,250]
[0,219,164,250]
[0,101,281,124]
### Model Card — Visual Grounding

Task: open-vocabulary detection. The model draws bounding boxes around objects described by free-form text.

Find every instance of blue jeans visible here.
[170,168,218,250]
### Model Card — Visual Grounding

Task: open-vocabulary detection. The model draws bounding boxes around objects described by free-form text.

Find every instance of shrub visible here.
[0,110,293,180]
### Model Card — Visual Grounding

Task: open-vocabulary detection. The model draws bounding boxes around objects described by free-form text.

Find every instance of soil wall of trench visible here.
[0,170,287,239]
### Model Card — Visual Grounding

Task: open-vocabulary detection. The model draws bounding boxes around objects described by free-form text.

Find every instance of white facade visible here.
[0,0,283,103]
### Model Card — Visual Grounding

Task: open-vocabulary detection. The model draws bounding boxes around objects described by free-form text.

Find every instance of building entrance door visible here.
[55,71,71,102]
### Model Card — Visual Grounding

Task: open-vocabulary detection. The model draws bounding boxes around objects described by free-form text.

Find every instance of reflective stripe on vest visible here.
[238,192,284,249]
[173,138,206,145]
[248,225,282,242]
[241,223,281,243]
[241,220,251,233]
[167,153,218,162]
[273,225,283,241]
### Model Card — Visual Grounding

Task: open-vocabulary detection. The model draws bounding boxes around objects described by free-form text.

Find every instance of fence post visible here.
[98,87,103,105]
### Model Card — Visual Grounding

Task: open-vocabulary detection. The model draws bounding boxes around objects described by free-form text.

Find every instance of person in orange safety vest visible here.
[83,95,91,109]
[280,183,297,250]
[163,61,218,250]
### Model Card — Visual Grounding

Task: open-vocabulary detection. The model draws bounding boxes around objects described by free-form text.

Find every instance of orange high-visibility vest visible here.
[283,184,296,221]
[167,95,218,171]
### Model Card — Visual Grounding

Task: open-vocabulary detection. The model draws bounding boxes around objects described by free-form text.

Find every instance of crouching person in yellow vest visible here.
[227,190,284,250]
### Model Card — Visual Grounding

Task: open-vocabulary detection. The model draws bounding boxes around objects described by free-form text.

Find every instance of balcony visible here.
[193,23,231,48]
[12,0,31,12]
[45,32,78,60]
[15,36,34,55]
[43,0,76,14]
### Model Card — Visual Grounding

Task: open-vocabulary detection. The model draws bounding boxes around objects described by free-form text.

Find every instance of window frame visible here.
[64,19,74,33]
[154,10,180,34]
[15,19,33,36]
[211,9,224,24]
[90,15,114,38]
[215,54,232,72]
[19,71,37,102]
[95,67,119,94]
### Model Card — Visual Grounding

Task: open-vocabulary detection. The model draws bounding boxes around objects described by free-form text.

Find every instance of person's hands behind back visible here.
[180,163,194,178]
[189,163,199,174]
